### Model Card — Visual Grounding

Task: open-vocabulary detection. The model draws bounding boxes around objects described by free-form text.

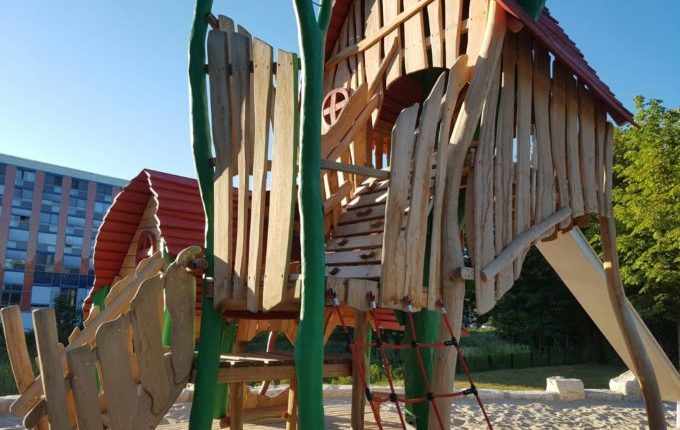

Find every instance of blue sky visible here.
[0,1,678,180]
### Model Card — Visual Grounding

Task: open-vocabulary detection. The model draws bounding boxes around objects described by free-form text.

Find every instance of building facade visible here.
[0,153,127,327]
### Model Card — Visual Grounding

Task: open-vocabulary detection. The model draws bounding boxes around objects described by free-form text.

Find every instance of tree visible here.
[52,292,83,345]
[612,96,680,366]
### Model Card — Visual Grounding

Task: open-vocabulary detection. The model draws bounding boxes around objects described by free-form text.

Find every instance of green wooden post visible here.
[291,1,332,428]
[187,0,235,427]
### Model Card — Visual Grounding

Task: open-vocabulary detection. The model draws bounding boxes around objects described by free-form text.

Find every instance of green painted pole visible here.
[290,1,332,428]
[186,0,233,428]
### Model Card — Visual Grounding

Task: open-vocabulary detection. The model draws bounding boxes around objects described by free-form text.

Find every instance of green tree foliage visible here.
[52,292,83,345]
[489,249,614,362]
[613,97,680,322]
[612,97,680,364]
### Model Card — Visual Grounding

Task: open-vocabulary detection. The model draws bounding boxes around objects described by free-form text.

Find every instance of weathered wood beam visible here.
[320,159,389,179]
[481,207,571,281]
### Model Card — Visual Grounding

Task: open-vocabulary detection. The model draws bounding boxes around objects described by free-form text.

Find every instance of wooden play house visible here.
[3,0,680,429]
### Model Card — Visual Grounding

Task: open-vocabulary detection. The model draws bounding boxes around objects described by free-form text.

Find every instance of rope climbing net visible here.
[328,290,494,430]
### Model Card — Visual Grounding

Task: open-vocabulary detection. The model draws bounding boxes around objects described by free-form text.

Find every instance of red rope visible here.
[328,291,494,430]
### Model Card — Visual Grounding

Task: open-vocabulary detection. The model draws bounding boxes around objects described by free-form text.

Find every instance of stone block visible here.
[546,376,585,400]
[609,370,641,399]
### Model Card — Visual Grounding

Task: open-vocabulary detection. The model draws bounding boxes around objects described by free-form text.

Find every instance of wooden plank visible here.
[97,315,139,430]
[130,274,170,415]
[403,0,428,74]
[326,95,382,162]
[327,0,437,70]
[215,363,351,384]
[345,189,389,210]
[32,309,72,430]
[207,30,231,174]
[326,234,384,252]
[444,0,463,67]
[208,29,234,307]
[473,66,500,315]
[351,311,368,429]
[247,38,274,312]
[326,249,382,265]
[320,159,389,179]
[579,84,598,214]
[364,0,382,89]
[380,104,419,307]
[66,345,105,430]
[603,122,615,218]
[595,105,607,216]
[10,254,165,418]
[263,50,299,310]
[346,3,359,90]
[427,0,444,67]
[339,204,386,224]
[285,378,298,430]
[481,207,571,281]
[165,246,199,384]
[328,264,382,279]
[494,33,517,300]
[334,13,352,89]
[230,31,252,300]
[0,306,34,394]
[565,74,585,218]
[532,43,555,224]
[333,218,386,237]
[321,83,368,159]
[550,61,570,229]
[513,31,532,278]
[381,0,401,86]
[466,0,489,66]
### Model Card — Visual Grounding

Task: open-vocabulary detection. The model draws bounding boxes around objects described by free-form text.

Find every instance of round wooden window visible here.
[135,231,157,264]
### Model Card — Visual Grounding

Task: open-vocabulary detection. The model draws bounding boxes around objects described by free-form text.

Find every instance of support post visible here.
[351,311,369,429]
[291,1,332,428]
[187,0,236,427]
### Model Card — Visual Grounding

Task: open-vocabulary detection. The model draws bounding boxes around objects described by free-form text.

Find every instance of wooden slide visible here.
[537,229,680,402]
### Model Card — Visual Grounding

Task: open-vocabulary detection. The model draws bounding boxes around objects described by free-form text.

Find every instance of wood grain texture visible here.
[402,74,446,309]
[66,345,104,430]
[165,246,199,384]
[466,0,489,66]
[247,38,274,312]
[230,31,252,300]
[380,104,419,307]
[381,0,401,85]
[473,66,500,315]
[209,28,234,307]
[364,0,382,97]
[494,33,517,299]
[513,31,533,278]
[532,43,555,225]
[443,0,463,67]
[33,309,72,430]
[550,61,570,229]
[579,84,598,214]
[565,74,585,218]
[96,316,139,430]
[595,105,607,216]
[403,0,428,74]
[130,274,170,415]
[262,50,298,310]
[427,56,468,308]
[0,306,34,394]
[427,0,444,67]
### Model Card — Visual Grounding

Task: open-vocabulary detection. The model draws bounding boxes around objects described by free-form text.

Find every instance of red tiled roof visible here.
[324,0,633,125]
[83,169,206,315]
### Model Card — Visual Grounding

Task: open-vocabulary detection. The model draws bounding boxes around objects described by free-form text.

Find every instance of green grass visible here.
[453,364,627,391]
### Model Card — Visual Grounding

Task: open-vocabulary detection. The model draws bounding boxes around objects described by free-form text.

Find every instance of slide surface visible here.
[536,229,680,402]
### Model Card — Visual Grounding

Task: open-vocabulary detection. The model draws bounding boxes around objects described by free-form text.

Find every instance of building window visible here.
[1,284,23,306]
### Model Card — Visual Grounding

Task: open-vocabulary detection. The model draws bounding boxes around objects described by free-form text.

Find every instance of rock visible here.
[609,370,641,399]
[545,376,585,401]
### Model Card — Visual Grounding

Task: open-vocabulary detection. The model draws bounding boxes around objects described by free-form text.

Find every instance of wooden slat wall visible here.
[325,0,488,99]
[464,28,618,314]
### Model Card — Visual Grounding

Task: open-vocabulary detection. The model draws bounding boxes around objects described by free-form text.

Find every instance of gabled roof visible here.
[84,170,205,314]
[325,0,633,125]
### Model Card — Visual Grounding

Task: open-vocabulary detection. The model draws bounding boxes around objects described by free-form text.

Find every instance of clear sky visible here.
[1,1,678,180]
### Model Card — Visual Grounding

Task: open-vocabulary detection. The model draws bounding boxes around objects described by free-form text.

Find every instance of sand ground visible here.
[1,397,676,429]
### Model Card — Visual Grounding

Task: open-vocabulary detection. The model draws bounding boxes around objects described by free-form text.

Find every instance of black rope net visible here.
[328,290,494,430]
